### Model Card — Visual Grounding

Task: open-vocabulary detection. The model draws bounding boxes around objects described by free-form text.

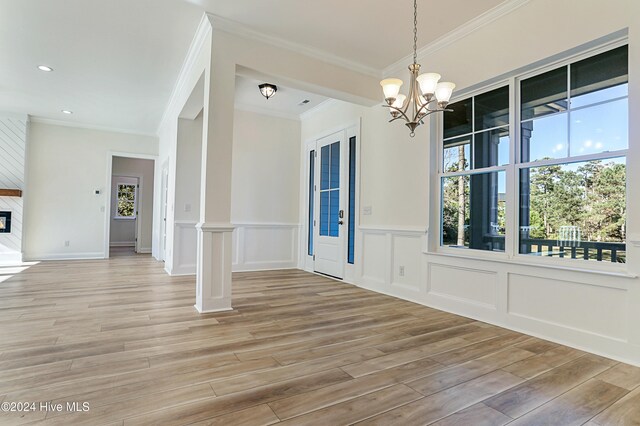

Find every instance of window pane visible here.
[521,113,568,162]
[308,150,315,256]
[570,98,628,155]
[320,145,330,190]
[319,191,329,236]
[444,97,472,139]
[330,142,340,189]
[474,127,509,168]
[329,189,340,237]
[348,137,356,264]
[441,170,506,252]
[519,158,626,262]
[521,67,568,120]
[571,45,628,108]
[474,86,509,131]
[443,135,471,172]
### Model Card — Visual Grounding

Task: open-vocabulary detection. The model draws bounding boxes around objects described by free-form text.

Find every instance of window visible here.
[519,45,628,263]
[348,136,356,264]
[308,150,315,256]
[115,183,137,219]
[319,142,340,237]
[439,44,628,264]
[441,86,509,252]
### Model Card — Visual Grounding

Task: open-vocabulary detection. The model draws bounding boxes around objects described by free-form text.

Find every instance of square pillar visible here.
[195,30,236,313]
[195,223,234,313]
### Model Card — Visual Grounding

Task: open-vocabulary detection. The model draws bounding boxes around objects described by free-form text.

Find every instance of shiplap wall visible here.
[0,116,28,264]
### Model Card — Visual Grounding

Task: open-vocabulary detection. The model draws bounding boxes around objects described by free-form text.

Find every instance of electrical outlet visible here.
[399,266,405,277]
[64,240,70,247]
[184,203,191,212]
[363,206,372,215]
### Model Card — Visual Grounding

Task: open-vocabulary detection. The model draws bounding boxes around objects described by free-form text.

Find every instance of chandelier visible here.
[380,0,455,137]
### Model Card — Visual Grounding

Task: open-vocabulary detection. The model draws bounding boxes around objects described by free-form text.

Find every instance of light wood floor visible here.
[0,257,639,425]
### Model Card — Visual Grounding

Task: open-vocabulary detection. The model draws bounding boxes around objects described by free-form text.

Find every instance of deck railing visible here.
[477,235,626,263]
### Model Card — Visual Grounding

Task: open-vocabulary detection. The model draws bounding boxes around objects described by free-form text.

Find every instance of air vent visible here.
[298,99,311,106]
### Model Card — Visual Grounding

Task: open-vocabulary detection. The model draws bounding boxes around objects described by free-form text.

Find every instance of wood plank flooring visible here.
[0,256,638,425]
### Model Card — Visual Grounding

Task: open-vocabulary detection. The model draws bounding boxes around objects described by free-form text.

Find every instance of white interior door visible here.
[313,131,346,279]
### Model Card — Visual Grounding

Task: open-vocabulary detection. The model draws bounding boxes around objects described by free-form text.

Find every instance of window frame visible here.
[114,182,138,220]
[432,37,629,273]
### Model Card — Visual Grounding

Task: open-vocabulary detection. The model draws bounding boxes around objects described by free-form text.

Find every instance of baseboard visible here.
[110,242,135,247]
[232,261,298,272]
[138,247,152,254]
[24,252,105,261]
[168,264,196,276]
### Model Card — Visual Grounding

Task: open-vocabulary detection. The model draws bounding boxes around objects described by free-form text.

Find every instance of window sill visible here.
[113,217,136,221]
[424,249,637,280]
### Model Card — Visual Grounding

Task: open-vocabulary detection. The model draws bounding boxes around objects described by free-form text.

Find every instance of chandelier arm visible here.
[383,105,413,123]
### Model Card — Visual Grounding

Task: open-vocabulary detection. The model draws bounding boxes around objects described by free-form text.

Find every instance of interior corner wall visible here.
[0,115,28,265]
[24,122,158,260]
[110,157,155,252]
[231,109,301,272]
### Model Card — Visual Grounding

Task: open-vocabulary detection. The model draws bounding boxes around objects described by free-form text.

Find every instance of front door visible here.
[314,132,345,279]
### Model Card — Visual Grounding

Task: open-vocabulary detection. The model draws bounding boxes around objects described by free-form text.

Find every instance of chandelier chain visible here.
[413,0,418,64]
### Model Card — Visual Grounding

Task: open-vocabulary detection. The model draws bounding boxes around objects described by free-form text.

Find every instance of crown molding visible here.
[383,0,531,76]
[29,117,157,138]
[157,13,212,135]
[234,103,301,122]
[206,13,380,79]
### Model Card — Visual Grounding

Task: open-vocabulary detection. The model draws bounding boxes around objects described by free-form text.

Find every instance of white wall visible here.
[301,0,640,365]
[24,122,158,260]
[231,109,301,272]
[0,115,28,265]
[168,108,302,274]
[110,156,155,252]
[168,112,204,274]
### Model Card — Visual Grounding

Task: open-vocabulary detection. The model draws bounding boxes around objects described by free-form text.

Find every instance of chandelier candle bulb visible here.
[380,0,455,137]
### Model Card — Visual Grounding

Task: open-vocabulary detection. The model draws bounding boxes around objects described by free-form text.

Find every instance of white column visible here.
[195,31,236,313]
[195,223,234,312]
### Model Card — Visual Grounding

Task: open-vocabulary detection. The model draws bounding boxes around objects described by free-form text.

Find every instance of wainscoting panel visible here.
[234,223,299,272]
[507,273,628,340]
[428,263,498,310]
[170,220,198,275]
[169,222,299,275]
[360,230,387,287]
[391,233,422,293]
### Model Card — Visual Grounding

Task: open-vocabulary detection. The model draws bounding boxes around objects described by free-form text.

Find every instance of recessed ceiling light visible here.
[61,110,73,114]
[38,65,53,72]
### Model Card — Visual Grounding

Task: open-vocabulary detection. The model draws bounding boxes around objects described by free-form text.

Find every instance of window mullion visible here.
[506,76,519,259]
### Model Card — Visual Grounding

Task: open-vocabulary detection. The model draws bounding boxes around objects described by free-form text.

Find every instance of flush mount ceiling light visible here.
[258,83,277,100]
[380,0,456,137]
[61,110,73,114]
[38,65,53,72]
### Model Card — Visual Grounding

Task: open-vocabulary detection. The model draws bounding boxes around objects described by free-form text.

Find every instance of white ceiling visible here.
[235,75,329,119]
[0,0,507,135]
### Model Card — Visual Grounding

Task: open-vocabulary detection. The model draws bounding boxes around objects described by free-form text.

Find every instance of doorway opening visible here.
[105,155,156,258]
